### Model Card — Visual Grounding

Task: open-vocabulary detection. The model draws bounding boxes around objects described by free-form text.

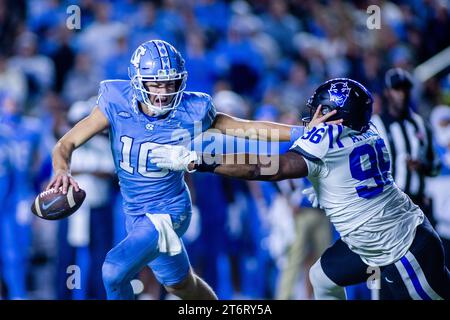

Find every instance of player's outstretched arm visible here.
[211,105,342,141]
[151,145,308,182]
[212,112,295,141]
[194,152,308,181]
[47,106,109,194]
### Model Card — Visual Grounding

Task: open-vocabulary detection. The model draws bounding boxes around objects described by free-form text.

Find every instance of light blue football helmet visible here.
[128,40,188,116]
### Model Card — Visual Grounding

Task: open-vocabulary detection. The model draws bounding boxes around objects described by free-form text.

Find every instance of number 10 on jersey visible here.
[119,136,169,178]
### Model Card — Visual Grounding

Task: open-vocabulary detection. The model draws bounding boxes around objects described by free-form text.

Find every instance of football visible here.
[31,186,86,220]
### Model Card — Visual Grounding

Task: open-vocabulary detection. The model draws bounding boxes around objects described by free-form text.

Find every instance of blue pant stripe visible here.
[400,256,432,300]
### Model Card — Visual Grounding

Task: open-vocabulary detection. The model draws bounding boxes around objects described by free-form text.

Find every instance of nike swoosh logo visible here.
[118,111,131,118]
[42,197,60,210]
[385,277,394,284]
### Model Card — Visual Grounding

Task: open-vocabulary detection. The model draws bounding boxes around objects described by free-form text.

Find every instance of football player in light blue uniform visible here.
[46,40,336,300]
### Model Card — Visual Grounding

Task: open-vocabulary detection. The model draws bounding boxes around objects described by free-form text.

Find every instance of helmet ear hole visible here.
[321,105,332,115]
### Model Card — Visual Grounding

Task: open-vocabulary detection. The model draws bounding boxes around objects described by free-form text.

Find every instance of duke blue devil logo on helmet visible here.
[328,82,351,107]
[305,78,373,132]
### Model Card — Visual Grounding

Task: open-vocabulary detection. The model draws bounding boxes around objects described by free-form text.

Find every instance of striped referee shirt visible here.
[371,112,440,198]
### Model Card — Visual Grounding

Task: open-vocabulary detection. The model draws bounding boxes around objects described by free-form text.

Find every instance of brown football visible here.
[31,186,86,220]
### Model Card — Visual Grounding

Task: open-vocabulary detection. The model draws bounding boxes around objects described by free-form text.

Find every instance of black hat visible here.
[385,68,413,90]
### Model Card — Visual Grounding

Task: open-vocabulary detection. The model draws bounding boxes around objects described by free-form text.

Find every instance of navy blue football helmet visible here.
[128,40,187,116]
[303,78,373,132]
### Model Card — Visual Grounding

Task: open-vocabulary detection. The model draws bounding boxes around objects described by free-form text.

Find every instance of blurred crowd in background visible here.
[0,0,449,300]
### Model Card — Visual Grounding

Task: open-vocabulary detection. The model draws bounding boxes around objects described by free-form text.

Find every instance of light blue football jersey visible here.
[97,80,216,226]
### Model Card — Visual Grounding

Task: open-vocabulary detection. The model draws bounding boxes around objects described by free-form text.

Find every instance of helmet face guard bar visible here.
[130,71,187,116]
[128,40,188,117]
[301,102,343,127]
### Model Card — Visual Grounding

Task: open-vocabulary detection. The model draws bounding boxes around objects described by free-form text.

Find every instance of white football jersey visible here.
[290,122,424,266]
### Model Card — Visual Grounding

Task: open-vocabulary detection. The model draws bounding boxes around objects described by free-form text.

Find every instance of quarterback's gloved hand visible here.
[302,187,319,208]
[150,145,198,172]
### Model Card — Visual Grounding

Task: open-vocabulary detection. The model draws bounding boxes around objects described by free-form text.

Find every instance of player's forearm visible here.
[214,163,269,180]
[52,139,75,174]
[51,106,110,174]
[212,113,297,141]
[237,120,292,141]
[193,153,280,181]
[189,150,308,181]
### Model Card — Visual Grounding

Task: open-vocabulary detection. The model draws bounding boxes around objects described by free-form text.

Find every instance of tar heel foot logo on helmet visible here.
[328,82,351,107]
[130,45,147,68]
[129,40,188,117]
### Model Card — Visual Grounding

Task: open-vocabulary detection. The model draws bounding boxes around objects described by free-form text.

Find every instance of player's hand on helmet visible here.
[46,169,80,195]
[308,105,343,130]
[302,187,319,208]
[151,145,198,172]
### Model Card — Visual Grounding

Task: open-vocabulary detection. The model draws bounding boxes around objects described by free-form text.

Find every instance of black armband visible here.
[193,153,221,172]
[194,162,220,173]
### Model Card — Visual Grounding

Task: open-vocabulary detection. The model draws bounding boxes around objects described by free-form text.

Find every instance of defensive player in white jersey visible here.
[151,78,450,300]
